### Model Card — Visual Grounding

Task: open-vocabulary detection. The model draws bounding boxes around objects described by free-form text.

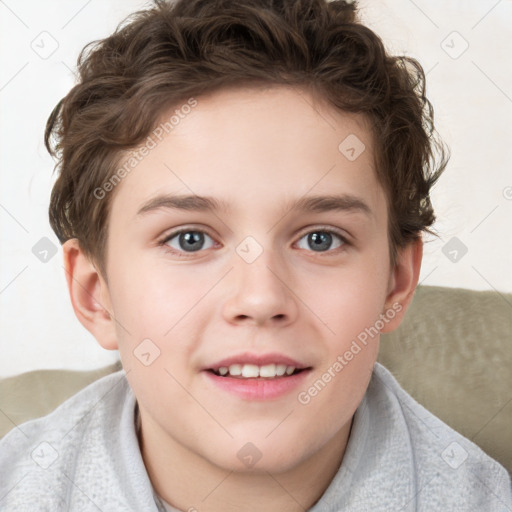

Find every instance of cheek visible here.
[300,260,390,341]
[108,252,200,335]
[294,272,385,423]
[108,255,207,387]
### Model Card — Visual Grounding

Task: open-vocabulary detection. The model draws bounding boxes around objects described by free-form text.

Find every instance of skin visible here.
[63,85,422,512]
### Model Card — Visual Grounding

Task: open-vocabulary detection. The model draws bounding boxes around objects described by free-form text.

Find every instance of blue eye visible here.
[296,230,346,252]
[163,230,215,253]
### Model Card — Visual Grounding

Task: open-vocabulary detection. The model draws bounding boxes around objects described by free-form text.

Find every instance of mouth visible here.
[202,353,312,400]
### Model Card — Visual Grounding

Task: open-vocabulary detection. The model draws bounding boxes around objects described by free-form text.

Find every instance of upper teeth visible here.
[216,364,297,378]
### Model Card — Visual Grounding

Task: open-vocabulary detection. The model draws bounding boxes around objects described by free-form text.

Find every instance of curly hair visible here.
[45,0,449,274]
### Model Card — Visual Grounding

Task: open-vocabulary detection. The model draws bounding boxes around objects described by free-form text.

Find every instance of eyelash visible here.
[158,226,350,258]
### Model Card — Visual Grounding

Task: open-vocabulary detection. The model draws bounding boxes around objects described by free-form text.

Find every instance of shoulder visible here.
[371,363,512,511]
[0,370,132,510]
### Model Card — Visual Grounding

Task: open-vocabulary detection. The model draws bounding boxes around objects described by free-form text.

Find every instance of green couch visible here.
[1,285,511,474]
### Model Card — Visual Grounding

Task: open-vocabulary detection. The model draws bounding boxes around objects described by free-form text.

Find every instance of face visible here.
[100,85,396,474]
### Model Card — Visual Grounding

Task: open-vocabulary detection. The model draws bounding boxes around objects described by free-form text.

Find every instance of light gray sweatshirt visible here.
[0,363,510,511]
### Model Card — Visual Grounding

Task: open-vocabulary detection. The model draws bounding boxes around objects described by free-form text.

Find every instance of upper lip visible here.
[204,352,310,371]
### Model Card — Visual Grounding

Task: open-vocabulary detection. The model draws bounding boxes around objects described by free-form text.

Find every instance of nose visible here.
[221,248,299,328]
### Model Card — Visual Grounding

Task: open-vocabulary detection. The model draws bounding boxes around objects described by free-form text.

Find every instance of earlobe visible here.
[380,239,423,333]
[62,239,119,350]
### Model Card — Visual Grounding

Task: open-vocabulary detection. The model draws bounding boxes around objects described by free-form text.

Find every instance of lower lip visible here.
[203,370,311,400]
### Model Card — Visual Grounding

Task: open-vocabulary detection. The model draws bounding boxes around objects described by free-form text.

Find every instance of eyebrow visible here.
[136,193,372,217]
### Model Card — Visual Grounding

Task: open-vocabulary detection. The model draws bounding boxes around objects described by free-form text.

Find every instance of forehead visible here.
[109,85,384,222]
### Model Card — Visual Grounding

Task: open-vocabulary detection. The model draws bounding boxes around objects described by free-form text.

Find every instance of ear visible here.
[380,238,423,333]
[62,238,118,350]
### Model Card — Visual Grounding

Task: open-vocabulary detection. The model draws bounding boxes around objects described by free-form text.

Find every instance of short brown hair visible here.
[45,0,449,274]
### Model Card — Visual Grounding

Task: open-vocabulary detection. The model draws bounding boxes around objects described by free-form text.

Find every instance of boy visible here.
[1,0,511,510]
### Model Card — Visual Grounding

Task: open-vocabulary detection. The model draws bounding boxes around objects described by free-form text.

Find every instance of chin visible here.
[203,434,314,475]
